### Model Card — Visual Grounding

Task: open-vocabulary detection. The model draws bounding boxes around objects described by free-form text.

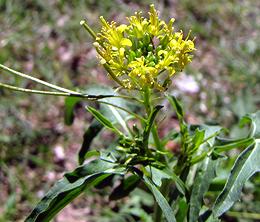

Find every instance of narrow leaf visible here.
[86,106,121,135]
[213,141,260,217]
[147,167,186,195]
[25,159,124,222]
[240,111,260,138]
[189,157,218,222]
[214,137,254,153]
[78,120,103,164]
[109,175,140,200]
[143,175,176,222]
[64,97,81,125]
[166,95,184,119]
[143,105,163,149]
[176,198,188,222]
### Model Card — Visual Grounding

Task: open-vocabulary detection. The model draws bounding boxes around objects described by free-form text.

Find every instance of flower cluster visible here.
[94,4,195,91]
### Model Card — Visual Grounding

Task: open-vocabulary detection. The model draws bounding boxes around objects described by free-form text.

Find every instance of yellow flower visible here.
[94,4,195,91]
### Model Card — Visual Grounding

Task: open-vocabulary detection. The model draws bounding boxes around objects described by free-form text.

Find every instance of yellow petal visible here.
[121,38,132,47]
[117,24,128,33]
[119,48,125,57]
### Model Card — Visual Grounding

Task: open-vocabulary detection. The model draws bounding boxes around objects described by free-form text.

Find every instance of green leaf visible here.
[190,124,222,147]
[208,179,226,192]
[176,198,188,222]
[64,97,81,125]
[143,175,176,222]
[65,85,135,127]
[78,120,103,164]
[167,95,189,152]
[240,111,260,138]
[64,85,118,126]
[143,105,163,149]
[84,85,134,124]
[109,175,141,200]
[147,166,171,187]
[87,106,121,135]
[147,167,186,195]
[95,174,115,189]
[189,128,205,154]
[166,95,184,120]
[205,215,221,222]
[214,137,254,153]
[189,157,218,222]
[25,159,125,222]
[212,140,260,217]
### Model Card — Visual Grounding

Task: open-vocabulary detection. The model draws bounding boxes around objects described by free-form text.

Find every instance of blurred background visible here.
[0,0,259,221]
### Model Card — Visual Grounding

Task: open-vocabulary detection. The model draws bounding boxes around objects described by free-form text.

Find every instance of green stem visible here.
[143,87,151,115]
[0,82,76,97]
[0,82,117,100]
[80,20,97,39]
[0,64,81,95]
[99,101,133,137]
[103,63,125,88]
[143,87,166,222]
[98,101,145,121]
[81,19,132,89]
[169,165,190,206]
[152,126,163,151]
[227,211,260,220]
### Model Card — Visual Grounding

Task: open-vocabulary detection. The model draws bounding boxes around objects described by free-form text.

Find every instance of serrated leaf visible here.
[212,140,260,217]
[143,175,176,222]
[189,157,218,222]
[25,159,125,222]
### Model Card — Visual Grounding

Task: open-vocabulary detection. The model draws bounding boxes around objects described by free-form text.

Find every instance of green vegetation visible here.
[0,1,259,221]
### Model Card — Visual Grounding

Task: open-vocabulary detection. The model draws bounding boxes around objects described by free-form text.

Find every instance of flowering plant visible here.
[0,4,259,222]
[92,5,195,91]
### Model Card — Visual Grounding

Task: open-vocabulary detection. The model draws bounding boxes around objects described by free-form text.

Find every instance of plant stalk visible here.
[0,64,80,95]
[143,87,168,222]
[227,211,260,220]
